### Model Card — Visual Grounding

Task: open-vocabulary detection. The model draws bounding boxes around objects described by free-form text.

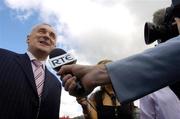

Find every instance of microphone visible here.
[48,48,85,96]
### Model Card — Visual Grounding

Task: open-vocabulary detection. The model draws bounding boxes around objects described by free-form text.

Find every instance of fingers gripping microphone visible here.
[49,48,85,96]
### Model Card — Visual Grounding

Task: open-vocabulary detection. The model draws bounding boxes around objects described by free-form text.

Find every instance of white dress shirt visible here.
[140,86,180,119]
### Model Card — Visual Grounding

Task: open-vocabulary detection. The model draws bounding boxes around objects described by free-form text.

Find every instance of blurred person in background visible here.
[76,60,139,119]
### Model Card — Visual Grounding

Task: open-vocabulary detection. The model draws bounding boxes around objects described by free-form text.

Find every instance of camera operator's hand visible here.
[57,64,111,97]
[175,17,180,34]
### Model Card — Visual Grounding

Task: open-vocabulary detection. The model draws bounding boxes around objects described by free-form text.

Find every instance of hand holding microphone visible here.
[48,48,85,97]
[58,62,111,97]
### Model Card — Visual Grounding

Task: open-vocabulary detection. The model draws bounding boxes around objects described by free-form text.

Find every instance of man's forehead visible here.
[32,24,55,32]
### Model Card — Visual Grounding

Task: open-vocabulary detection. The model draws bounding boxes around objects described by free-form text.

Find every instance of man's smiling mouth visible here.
[39,41,50,46]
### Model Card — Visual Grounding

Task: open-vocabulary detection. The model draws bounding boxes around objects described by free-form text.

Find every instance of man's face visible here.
[27,24,57,58]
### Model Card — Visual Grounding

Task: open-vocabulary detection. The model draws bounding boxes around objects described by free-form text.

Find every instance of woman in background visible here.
[76,59,139,119]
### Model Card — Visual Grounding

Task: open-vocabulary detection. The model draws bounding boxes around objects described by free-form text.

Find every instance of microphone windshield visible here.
[49,48,77,71]
[49,48,85,96]
[49,48,67,58]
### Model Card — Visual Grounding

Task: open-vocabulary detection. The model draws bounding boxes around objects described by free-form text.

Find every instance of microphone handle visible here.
[75,80,86,97]
[61,73,85,97]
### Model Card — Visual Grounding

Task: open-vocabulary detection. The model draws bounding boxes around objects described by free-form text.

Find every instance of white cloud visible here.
[15,10,33,21]
[60,89,83,117]
[5,0,171,117]
[5,0,41,10]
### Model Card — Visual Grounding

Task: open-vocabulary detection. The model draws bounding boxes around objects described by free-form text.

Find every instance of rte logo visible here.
[49,53,76,68]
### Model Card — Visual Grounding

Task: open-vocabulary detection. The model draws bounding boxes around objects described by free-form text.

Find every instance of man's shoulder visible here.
[0,48,25,61]
[0,48,17,55]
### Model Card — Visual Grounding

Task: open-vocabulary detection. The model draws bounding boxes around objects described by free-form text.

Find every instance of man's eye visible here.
[50,33,56,39]
[38,29,46,34]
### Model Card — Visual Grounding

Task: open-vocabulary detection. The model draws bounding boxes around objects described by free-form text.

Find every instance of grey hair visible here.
[153,8,166,25]
[27,23,56,41]
[31,23,53,32]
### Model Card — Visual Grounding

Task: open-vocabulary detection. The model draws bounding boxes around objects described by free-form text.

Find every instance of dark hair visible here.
[94,89,135,119]
[153,8,166,25]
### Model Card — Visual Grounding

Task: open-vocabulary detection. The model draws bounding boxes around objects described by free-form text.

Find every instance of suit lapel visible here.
[16,53,58,99]
[15,53,38,97]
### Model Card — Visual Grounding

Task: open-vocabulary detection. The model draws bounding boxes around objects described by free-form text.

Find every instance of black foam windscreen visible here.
[49,48,66,59]
[49,48,85,96]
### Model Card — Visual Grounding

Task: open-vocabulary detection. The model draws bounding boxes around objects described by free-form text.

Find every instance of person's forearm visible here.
[106,35,180,103]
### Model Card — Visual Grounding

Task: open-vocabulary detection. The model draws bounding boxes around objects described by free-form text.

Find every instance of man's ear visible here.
[26,35,30,43]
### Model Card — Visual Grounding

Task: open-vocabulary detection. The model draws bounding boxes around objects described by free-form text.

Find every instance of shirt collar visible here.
[26,51,46,69]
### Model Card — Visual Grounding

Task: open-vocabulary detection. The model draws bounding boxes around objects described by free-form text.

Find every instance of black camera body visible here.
[144,6,179,45]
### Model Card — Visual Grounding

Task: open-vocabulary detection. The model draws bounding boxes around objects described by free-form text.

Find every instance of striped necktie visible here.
[32,60,45,97]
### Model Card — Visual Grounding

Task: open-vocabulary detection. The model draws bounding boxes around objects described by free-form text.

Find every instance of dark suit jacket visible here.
[0,48,61,119]
[106,35,180,104]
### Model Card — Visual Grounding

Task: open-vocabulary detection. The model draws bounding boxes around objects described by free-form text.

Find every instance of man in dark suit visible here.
[58,5,180,104]
[0,23,61,119]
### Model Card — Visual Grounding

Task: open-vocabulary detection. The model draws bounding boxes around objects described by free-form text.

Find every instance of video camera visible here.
[144,5,180,45]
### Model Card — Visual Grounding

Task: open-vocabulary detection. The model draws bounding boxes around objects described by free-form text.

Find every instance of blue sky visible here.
[0,1,39,53]
[0,0,171,117]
